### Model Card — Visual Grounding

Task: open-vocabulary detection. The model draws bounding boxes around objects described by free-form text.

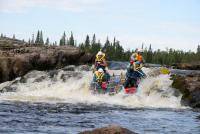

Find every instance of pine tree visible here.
[85,35,90,52]
[13,34,15,39]
[91,34,96,46]
[63,32,66,45]
[91,34,97,53]
[35,30,40,45]
[59,32,66,46]
[39,31,44,45]
[69,31,75,46]
[103,37,110,53]
[45,38,49,45]
[146,44,153,63]
[112,37,117,59]
[0,33,3,38]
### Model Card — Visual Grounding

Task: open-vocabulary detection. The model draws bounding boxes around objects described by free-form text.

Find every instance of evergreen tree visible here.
[69,31,75,46]
[85,35,90,52]
[91,34,97,53]
[0,33,3,38]
[45,37,49,45]
[13,34,15,39]
[146,44,153,63]
[91,34,96,46]
[39,31,44,45]
[59,32,66,46]
[35,30,40,45]
[103,37,110,53]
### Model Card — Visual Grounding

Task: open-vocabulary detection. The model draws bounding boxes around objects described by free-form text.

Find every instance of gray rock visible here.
[0,46,93,83]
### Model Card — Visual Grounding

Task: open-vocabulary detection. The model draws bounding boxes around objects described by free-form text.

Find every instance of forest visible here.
[10,31,200,65]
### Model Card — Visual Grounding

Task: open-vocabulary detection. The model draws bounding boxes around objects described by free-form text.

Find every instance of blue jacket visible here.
[126,65,141,80]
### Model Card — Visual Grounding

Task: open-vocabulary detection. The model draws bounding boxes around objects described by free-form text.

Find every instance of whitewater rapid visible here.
[0,67,183,108]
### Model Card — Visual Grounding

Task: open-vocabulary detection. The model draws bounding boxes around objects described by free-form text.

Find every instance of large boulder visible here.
[79,125,137,134]
[0,46,93,83]
[171,72,200,108]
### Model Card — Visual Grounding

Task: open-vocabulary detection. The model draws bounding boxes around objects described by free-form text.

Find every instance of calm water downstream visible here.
[0,102,199,134]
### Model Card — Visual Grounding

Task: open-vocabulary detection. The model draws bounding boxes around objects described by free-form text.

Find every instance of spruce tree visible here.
[103,37,110,53]
[146,44,153,63]
[69,31,75,46]
[39,31,44,45]
[63,32,66,45]
[91,34,97,53]
[0,33,3,38]
[35,30,40,45]
[60,32,66,46]
[45,38,49,45]
[85,35,90,52]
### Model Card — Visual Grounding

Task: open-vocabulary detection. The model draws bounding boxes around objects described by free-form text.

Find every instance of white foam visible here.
[0,68,184,108]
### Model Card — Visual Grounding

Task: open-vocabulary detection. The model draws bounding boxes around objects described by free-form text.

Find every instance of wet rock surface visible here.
[0,46,93,83]
[171,71,200,108]
[79,125,137,134]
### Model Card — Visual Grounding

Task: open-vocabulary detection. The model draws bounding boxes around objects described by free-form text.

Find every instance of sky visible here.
[0,0,200,51]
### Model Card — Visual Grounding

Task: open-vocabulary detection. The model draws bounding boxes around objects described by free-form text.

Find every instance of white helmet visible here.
[97,51,103,56]
[98,68,104,73]
[137,48,143,53]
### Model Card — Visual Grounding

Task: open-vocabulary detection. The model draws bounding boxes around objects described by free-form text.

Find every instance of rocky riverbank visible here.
[171,70,200,108]
[0,45,93,83]
[172,63,200,70]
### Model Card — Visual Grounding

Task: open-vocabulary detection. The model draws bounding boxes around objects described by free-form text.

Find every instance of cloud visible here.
[0,0,104,13]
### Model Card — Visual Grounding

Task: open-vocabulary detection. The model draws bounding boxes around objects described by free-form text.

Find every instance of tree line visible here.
[142,44,200,65]
[3,30,199,65]
[27,30,76,46]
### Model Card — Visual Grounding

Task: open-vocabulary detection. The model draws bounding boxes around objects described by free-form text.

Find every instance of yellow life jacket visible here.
[95,71,104,83]
[95,53,106,62]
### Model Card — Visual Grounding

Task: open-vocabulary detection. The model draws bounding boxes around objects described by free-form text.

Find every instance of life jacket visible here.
[131,53,143,62]
[95,53,106,63]
[95,71,104,83]
[136,53,143,62]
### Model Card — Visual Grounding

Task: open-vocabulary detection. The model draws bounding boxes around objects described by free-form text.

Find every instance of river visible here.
[0,65,199,133]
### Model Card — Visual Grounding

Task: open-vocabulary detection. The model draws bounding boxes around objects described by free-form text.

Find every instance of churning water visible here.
[0,66,199,133]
